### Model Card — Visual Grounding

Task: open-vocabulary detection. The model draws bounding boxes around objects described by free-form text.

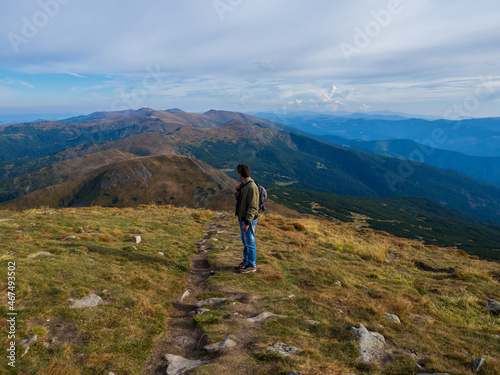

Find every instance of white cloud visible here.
[0,0,499,116]
[20,81,34,88]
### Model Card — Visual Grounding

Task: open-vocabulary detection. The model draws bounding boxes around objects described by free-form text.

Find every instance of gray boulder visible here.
[203,336,237,353]
[63,235,80,240]
[246,311,288,324]
[267,342,302,356]
[70,294,104,308]
[486,299,500,312]
[384,313,401,323]
[351,324,386,363]
[473,357,485,373]
[18,335,37,356]
[164,354,209,375]
[177,290,190,303]
[28,251,52,259]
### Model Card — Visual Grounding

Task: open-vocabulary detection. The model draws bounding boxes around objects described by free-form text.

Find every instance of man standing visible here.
[234,164,259,273]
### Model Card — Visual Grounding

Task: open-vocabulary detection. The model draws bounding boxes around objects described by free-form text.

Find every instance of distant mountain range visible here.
[254,112,500,157]
[0,113,78,125]
[253,110,442,121]
[319,136,500,187]
[1,108,499,258]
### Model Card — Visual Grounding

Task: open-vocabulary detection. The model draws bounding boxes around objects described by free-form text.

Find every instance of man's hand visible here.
[242,224,249,232]
[235,183,241,191]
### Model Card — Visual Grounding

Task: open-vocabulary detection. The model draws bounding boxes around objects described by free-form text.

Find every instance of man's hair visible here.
[237,164,250,178]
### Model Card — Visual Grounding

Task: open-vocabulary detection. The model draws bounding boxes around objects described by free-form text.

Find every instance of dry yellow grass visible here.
[207,212,500,374]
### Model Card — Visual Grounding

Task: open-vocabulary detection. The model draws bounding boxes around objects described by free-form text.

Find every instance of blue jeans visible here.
[239,218,258,268]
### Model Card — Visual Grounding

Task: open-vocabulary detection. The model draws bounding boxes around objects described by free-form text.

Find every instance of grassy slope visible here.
[203,214,500,374]
[0,205,210,374]
[267,187,500,260]
[1,207,499,374]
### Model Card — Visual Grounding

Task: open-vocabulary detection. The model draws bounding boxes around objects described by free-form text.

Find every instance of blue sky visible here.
[1,0,499,117]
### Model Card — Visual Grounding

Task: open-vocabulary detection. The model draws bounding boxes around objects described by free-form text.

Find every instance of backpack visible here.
[235,180,268,214]
[253,180,267,213]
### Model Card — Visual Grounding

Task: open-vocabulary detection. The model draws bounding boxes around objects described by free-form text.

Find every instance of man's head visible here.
[237,164,250,179]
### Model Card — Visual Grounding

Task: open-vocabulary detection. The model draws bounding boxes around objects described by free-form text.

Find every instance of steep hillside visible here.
[1,155,235,211]
[268,186,500,260]
[0,117,180,161]
[321,137,500,187]
[162,120,500,224]
[0,149,138,203]
[1,154,295,217]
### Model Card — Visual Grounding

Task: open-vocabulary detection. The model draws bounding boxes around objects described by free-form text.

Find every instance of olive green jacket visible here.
[236,178,259,225]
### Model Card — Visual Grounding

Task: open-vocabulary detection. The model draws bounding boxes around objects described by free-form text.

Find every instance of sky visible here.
[0,0,499,118]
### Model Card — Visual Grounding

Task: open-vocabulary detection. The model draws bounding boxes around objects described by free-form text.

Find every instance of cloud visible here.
[0,1,499,116]
[255,62,276,72]
[63,71,87,78]
[20,81,34,88]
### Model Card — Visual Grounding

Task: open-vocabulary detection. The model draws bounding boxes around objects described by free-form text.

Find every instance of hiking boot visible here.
[239,265,256,273]
[235,262,248,270]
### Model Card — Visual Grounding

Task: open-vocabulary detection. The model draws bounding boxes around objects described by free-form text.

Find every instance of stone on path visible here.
[203,336,237,353]
[70,294,104,308]
[350,324,386,363]
[267,342,303,356]
[473,357,485,373]
[246,311,289,324]
[281,294,295,300]
[28,251,52,259]
[384,313,401,323]
[194,297,228,308]
[177,290,190,303]
[416,373,449,375]
[486,299,500,312]
[164,354,209,375]
[132,236,142,244]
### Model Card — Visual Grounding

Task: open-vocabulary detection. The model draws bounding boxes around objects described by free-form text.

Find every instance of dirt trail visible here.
[141,216,262,374]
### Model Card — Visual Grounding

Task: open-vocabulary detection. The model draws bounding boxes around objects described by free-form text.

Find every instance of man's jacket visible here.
[235,178,259,225]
